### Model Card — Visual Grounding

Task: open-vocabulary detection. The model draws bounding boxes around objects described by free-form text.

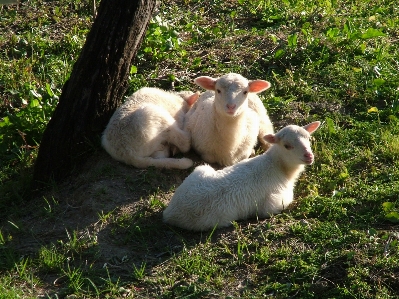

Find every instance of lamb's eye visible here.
[284,144,293,150]
[217,89,221,93]
[243,91,248,95]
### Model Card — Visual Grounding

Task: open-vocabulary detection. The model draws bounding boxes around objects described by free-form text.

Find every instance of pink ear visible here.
[248,80,271,93]
[303,121,321,134]
[263,133,278,144]
[194,76,217,91]
[185,91,200,106]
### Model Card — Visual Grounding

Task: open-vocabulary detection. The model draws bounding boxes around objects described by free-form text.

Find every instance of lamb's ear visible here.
[303,121,321,134]
[248,80,271,93]
[263,133,278,144]
[185,91,200,106]
[194,76,217,91]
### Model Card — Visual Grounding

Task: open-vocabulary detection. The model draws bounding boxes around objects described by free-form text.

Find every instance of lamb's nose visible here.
[304,152,313,159]
[226,104,236,110]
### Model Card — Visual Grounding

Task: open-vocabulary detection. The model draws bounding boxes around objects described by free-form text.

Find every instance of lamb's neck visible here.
[265,147,305,182]
[214,109,247,134]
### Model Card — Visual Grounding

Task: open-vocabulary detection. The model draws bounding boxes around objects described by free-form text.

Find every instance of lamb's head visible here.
[264,121,321,166]
[194,73,271,117]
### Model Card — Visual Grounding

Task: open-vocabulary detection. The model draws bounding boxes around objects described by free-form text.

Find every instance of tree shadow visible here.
[0,149,235,296]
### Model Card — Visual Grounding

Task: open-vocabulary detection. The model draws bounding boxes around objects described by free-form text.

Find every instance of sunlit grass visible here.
[0,0,399,297]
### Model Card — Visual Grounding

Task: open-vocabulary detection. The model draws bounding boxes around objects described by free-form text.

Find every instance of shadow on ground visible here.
[1,149,238,294]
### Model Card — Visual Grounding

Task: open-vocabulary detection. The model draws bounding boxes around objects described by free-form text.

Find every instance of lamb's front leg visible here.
[167,123,192,153]
[151,143,170,159]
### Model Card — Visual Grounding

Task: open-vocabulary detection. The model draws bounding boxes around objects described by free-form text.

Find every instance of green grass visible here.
[1,0,399,297]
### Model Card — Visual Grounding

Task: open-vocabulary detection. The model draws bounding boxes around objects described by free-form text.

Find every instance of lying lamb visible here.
[102,87,199,169]
[184,73,274,166]
[163,121,321,231]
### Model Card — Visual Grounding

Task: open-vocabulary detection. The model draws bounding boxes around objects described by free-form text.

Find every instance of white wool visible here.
[248,94,275,150]
[101,87,198,169]
[184,73,274,166]
[163,121,321,231]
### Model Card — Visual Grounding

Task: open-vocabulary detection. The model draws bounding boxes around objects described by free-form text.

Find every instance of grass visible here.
[1,0,399,297]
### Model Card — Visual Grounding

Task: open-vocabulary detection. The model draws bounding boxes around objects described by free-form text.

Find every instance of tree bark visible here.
[32,0,157,188]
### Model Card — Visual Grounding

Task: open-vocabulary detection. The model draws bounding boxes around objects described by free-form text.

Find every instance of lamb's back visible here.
[128,87,187,119]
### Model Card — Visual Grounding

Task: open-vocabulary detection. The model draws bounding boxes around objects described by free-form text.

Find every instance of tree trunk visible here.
[32,0,157,189]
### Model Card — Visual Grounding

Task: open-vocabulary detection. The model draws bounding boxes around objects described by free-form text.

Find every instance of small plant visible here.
[62,264,85,294]
[14,257,37,286]
[382,202,399,223]
[137,15,183,62]
[148,188,166,210]
[149,196,166,210]
[59,229,97,255]
[98,210,114,225]
[100,267,126,297]
[42,196,59,216]
[39,245,65,272]
[0,229,12,246]
[175,244,220,280]
[132,262,146,280]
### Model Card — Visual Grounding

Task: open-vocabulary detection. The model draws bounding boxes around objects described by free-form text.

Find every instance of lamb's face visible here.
[194,73,271,118]
[276,126,315,165]
[214,76,250,117]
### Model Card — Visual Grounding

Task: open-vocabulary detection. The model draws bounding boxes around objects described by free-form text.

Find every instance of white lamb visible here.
[184,73,274,167]
[102,87,199,169]
[163,121,321,231]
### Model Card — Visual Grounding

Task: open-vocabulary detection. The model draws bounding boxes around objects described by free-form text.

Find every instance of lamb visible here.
[163,121,321,231]
[101,87,199,169]
[184,73,274,167]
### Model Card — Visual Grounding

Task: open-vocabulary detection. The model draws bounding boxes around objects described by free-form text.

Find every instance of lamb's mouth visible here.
[303,158,314,164]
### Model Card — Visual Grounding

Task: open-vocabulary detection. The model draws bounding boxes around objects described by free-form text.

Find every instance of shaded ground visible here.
[6,149,240,293]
